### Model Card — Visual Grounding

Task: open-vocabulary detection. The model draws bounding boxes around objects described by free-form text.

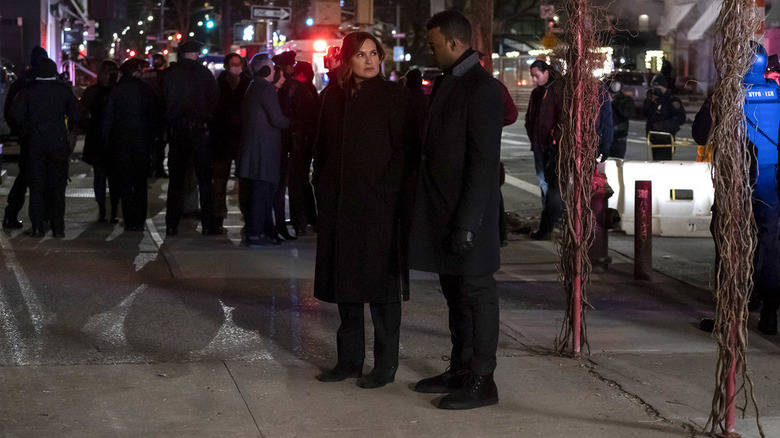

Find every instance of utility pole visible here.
[160,0,165,39]
[469,0,493,73]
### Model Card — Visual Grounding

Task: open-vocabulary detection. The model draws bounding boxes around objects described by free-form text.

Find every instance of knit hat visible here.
[36,58,57,79]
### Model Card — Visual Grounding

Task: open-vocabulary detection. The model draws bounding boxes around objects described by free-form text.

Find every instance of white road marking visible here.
[502,138,530,146]
[81,284,146,352]
[146,218,164,248]
[504,175,542,198]
[0,233,45,335]
[189,300,273,361]
[0,281,28,364]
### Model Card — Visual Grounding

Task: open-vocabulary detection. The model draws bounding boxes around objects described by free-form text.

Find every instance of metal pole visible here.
[571,6,584,358]
[634,181,653,280]
[160,0,165,39]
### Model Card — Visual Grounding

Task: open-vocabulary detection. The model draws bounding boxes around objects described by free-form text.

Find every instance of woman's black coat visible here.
[212,70,251,162]
[312,76,418,304]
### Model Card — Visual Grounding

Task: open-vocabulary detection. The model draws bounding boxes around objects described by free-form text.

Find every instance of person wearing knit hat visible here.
[179,39,204,55]
[8,56,81,238]
[272,50,297,76]
[3,47,50,230]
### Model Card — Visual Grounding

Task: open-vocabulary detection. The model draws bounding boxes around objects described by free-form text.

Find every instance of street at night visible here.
[2,0,780,436]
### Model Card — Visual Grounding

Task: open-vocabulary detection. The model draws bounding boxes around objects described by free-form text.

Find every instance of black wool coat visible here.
[236,76,290,183]
[212,70,251,162]
[312,76,418,304]
[9,79,81,154]
[408,52,504,276]
[101,77,158,163]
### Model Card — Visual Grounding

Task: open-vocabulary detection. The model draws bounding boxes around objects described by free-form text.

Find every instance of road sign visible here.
[251,6,292,21]
[541,32,558,49]
[393,33,405,38]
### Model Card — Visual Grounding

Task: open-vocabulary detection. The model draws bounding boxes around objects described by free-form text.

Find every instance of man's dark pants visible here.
[244,179,276,239]
[5,148,29,221]
[27,146,68,234]
[439,274,499,376]
[166,124,215,230]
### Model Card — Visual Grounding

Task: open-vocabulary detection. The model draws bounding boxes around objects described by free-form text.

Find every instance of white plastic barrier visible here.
[603,159,714,237]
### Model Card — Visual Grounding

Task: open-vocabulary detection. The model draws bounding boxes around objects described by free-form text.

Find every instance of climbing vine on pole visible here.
[706,0,763,436]
[553,0,604,357]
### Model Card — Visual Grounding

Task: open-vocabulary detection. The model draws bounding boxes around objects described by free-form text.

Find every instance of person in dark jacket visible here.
[9,58,81,237]
[142,53,168,178]
[236,53,290,247]
[2,46,49,230]
[496,79,518,247]
[596,83,613,160]
[101,58,158,231]
[163,40,220,236]
[610,80,634,158]
[320,45,342,101]
[404,69,428,139]
[212,53,251,232]
[81,59,121,223]
[287,61,319,237]
[408,10,503,410]
[269,50,300,241]
[525,59,564,240]
[643,74,686,137]
[313,31,418,390]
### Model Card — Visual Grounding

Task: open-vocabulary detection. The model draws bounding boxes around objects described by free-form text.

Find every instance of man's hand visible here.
[449,228,475,256]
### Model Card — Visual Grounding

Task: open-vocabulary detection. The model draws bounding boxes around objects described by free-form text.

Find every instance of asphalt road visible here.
[0,115,715,366]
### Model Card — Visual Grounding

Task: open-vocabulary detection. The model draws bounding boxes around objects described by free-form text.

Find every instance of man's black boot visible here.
[438,373,498,410]
[414,359,469,393]
[3,215,23,229]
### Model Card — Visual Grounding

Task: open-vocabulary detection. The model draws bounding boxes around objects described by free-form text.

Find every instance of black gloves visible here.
[449,227,475,256]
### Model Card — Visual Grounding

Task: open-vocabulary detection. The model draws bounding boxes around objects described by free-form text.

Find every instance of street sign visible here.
[251,6,292,21]
[393,46,404,62]
[393,33,405,38]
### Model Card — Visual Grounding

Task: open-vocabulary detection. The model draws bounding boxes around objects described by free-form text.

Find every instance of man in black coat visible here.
[102,59,158,231]
[408,10,503,410]
[9,58,81,237]
[2,46,49,229]
[163,40,220,236]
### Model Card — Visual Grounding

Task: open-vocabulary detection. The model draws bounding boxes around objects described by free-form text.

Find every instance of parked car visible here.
[605,71,649,110]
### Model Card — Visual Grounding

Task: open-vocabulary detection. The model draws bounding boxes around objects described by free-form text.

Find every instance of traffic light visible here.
[306,18,314,26]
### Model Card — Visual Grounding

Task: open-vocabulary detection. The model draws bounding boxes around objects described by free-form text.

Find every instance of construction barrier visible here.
[603,159,714,237]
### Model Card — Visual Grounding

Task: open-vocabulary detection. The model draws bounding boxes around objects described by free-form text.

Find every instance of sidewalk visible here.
[0,162,777,437]
[2,206,778,437]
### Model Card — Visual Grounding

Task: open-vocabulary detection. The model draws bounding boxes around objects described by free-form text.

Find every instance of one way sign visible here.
[251,6,292,21]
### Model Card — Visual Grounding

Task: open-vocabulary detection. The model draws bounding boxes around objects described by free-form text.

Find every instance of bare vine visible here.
[705,0,762,436]
[553,0,607,356]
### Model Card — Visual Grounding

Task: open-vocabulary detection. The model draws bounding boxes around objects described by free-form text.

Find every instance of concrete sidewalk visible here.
[2,205,778,437]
